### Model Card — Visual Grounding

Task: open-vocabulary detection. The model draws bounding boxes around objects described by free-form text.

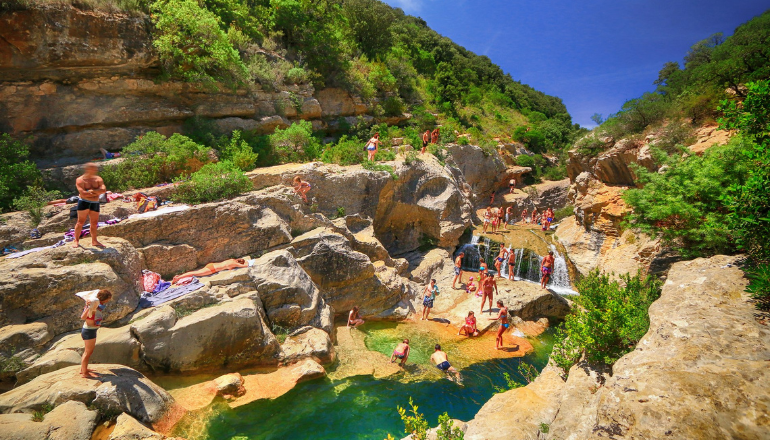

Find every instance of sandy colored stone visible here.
[279,327,335,365]
[688,125,732,155]
[107,412,164,440]
[228,359,326,408]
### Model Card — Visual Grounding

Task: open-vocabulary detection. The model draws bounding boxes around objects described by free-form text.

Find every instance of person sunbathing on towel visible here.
[172,258,249,284]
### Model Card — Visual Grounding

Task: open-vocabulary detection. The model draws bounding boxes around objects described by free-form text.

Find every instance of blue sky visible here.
[382,0,769,127]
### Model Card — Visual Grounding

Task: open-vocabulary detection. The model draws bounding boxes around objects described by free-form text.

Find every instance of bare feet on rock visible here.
[91,241,105,248]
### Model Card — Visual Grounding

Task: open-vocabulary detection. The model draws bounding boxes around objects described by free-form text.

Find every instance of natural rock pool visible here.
[170,323,555,440]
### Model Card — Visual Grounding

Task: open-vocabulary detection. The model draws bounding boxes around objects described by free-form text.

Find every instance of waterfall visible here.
[548,245,575,295]
[470,235,479,245]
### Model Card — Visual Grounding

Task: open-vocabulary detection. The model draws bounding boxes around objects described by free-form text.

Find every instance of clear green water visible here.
[176,326,555,440]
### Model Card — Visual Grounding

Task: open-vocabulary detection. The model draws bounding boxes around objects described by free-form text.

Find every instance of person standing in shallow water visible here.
[452,252,464,289]
[80,289,112,378]
[391,339,410,366]
[421,279,439,320]
[73,163,107,248]
[541,250,555,289]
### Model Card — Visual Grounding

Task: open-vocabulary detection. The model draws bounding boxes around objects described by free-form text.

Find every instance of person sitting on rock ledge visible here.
[459,311,478,337]
[172,258,249,284]
[348,306,364,328]
[390,339,410,366]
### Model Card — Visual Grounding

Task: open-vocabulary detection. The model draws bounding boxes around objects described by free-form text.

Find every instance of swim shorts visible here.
[423,297,434,308]
[542,267,552,275]
[367,145,377,151]
[77,198,100,212]
[547,217,553,222]
[394,352,405,359]
[436,361,451,371]
[81,328,98,340]
[454,266,461,276]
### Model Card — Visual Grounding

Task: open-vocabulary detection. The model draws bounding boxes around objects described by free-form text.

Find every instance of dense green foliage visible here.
[391,398,464,440]
[493,362,538,393]
[218,130,258,171]
[101,132,214,191]
[173,161,252,204]
[590,10,770,149]
[551,270,662,373]
[13,187,61,226]
[145,0,577,150]
[0,134,43,212]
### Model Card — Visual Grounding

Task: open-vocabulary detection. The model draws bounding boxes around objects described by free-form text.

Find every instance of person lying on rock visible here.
[390,339,410,366]
[80,289,112,379]
[348,306,364,328]
[431,344,462,383]
[459,311,478,337]
[99,148,121,160]
[172,258,249,284]
[73,163,108,248]
[293,176,312,203]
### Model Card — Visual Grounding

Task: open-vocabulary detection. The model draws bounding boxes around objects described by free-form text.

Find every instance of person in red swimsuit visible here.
[458,311,478,337]
[172,258,249,284]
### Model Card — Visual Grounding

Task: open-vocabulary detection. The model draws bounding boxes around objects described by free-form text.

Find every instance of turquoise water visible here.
[180,328,555,440]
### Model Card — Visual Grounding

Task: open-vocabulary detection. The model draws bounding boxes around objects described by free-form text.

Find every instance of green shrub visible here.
[0,134,42,212]
[101,132,213,191]
[392,398,464,440]
[335,206,346,218]
[457,136,470,146]
[269,120,321,163]
[173,161,252,204]
[218,130,258,171]
[320,136,364,165]
[543,165,566,181]
[361,161,396,179]
[551,270,662,373]
[745,265,770,310]
[13,187,61,226]
[403,150,419,165]
[284,66,310,84]
[553,205,574,221]
[515,155,534,168]
[493,362,538,393]
[575,133,608,157]
[382,95,405,116]
[374,148,396,162]
[31,403,54,423]
[151,0,248,87]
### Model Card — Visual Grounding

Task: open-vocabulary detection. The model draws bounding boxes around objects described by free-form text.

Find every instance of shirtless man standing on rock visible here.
[452,252,464,289]
[541,250,555,289]
[73,163,107,248]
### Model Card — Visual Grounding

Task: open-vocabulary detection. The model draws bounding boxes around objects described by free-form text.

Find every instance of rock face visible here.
[0,400,98,440]
[0,237,141,335]
[0,364,174,425]
[465,255,770,440]
[130,297,280,372]
[0,4,404,164]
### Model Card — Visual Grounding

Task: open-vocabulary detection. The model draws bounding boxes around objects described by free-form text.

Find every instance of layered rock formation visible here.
[465,255,770,439]
[0,4,405,165]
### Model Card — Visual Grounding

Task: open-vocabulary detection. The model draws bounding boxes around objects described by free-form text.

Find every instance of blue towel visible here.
[139,280,203,308]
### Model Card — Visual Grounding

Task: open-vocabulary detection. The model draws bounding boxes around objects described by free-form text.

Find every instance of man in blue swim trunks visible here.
[431,344,461,382]
[452,252,464,290]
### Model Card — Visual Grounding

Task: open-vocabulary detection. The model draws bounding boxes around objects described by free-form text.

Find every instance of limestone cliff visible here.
[0,4,404,165]
[464,254,770,440]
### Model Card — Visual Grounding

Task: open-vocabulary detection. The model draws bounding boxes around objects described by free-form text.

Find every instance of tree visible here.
[0,134,42,212]
[590,113,604,126]
[683,33,724,70]
[342,0,396,58]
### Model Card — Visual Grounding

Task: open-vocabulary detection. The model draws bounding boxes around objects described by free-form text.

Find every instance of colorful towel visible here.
[138,281,204,308]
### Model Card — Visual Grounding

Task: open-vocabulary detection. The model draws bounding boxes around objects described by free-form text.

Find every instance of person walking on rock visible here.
[73,163,107,248]
[80,289,112,378]
[541,251,555,289]
[452,252,464,289]
[391,339,410,366]
[421,279,439,320]
[480,273,498,314]
[431,344,462,383]
[365,133,381,161]
[422,130,430,153]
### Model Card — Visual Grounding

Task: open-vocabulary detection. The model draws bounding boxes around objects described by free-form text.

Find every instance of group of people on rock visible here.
[361,127,442,162]
[421,128,440,153]
[521,206,556,231]
[483,204,556,234]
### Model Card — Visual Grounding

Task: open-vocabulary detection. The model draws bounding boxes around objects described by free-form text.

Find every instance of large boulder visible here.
[278,327,335,365]
[248,250,330,331]
[0,237,141,336]
[130,297,280,372]
[101,201,292,279]
[0,400,98,440]
[444,143,507,199]
[0,364,174,425]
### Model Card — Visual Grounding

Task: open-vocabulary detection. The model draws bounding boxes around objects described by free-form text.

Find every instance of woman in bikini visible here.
[489,300,509,350]
[172,258,249,284]
[293,176,312,203]
[348,306,365,328]
[80,289,113,378]
[390,339,410,366]
[494,246,508,278]
[482,206,492,234]
[421,278,439,320]
[459,311,479,337]
[365,133,382,161]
